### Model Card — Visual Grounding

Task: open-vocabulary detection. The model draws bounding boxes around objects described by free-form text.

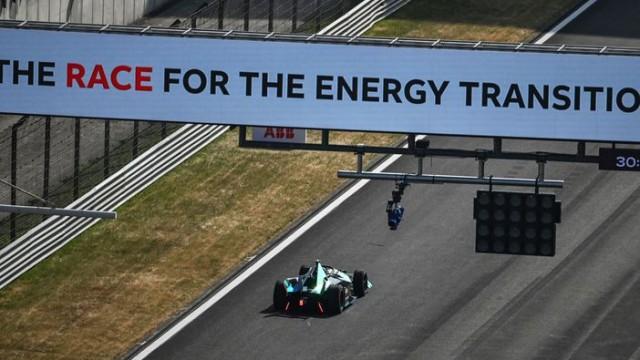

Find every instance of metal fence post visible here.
[268,0,274,32]
[315,0,321,32]
[217,0,225,29]
[243,0,250,31]
[43,116,51,201]
[74,117,80,199]
[291,0,297,32]
[104,119,110,179]
[133,121,139,158]
[10,121,18,241]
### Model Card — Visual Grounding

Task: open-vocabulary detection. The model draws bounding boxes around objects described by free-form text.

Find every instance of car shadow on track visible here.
[260,305,334,319]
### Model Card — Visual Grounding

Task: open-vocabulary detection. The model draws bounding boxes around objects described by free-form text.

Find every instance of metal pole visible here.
[314,0,320,32]
[132,121,139,158]
[217,0,224,29]
[0,204,117,219]
[74,117,80,199]
[577,142,586,159]
[477,158,485,178]
[337,170,564,188]
[238,126,247,146]
[321,129,329,146]
[291,0,297,32]
[10,121,18,241]
[0,178,49,207]
[243,0,249,31]
[537,160,545,181]
[43,116,51,201]
[356,144,364,173]
[417,157,423,176]
[407,134,416,153]
[268,0,274,32]
[161,122,167,139]
[493,137,502,153]
[104,119,110,178]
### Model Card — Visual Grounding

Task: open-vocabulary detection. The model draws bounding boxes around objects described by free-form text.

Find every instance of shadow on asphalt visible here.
[260,305,336,319]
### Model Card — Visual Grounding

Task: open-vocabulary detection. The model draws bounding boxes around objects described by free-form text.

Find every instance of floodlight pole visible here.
[0,204,117,219]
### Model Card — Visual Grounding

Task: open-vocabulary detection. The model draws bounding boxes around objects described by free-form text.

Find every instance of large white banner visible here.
[1,28,640,142]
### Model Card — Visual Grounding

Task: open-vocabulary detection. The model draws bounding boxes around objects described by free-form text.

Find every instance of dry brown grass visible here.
[0,1,582,358]
[367,0,583,42]
[0,130,399,359]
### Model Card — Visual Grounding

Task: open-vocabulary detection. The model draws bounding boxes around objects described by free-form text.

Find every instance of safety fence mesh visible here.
[190,0,361,33]
[0,0,362,248]
[0,117,180,248]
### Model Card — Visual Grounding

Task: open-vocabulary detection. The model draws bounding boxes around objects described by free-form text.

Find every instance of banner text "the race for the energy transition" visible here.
[1,28,640,142]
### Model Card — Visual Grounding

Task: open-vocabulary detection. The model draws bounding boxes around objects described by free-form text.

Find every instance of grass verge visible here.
[366,0,583,42]
[0,1,582,359]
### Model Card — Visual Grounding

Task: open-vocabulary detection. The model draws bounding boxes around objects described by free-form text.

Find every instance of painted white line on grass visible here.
[133,2,596,356]
[535,0,598,45]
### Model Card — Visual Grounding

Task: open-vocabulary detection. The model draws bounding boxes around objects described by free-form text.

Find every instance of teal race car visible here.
[273,260,372,316]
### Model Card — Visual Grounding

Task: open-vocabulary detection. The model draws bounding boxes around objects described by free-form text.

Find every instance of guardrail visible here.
[319,0,410,36]
[0,0,413,291]
[0,124,228,289]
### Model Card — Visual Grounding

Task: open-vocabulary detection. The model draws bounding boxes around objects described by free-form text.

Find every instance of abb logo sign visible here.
[253,127,306,143]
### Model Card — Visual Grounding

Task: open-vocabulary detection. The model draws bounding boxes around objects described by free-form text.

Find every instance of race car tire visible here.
[299,265,310,276]
[273,281,288,312]
[353,270,368,298]
[326,284,346,315]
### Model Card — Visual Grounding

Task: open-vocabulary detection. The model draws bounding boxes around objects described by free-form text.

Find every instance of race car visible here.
[273,260,371,316]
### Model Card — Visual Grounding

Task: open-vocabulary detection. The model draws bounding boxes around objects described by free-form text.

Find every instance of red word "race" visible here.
[66,63,153,91]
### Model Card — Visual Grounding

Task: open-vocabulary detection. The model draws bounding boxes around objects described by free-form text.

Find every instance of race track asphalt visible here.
[145,1,640,359]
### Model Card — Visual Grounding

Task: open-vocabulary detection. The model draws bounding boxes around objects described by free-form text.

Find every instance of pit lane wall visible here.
[0,0,171,24]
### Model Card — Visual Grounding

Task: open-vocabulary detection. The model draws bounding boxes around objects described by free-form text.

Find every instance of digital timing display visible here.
[599,148,640,171]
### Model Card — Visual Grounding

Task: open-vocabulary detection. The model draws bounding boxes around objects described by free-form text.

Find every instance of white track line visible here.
[535,0,598,45]
[131,149,406,359]
[132,2,595,357]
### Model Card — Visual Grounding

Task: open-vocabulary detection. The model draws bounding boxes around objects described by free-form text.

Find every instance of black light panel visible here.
[474,190,561,257]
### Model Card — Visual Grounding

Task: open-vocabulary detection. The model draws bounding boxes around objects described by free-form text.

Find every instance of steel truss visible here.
[1,19,640,57]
